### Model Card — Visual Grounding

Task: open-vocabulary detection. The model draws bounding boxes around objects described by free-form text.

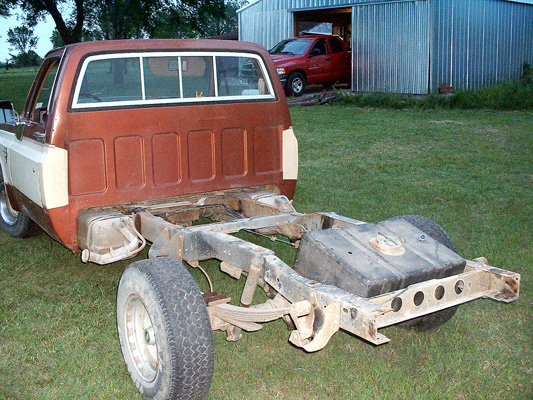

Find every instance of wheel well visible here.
[289,69,306,79]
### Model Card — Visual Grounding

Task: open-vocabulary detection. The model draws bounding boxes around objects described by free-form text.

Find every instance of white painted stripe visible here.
[0,129,68,209]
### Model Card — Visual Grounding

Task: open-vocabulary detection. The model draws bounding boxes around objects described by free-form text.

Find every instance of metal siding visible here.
[239,0,419,49]
[352,1,430,94]
[430,0,533,92]
[239,0,533,93]
[239,1,292,50]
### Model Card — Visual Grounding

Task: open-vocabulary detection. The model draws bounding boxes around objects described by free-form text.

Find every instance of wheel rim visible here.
[292,78,303,94]
[0,185,19,226]
[125,295,158,382]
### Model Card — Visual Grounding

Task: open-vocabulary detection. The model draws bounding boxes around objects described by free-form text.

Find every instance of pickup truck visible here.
[270,35,351,96]
[0,39,520,400]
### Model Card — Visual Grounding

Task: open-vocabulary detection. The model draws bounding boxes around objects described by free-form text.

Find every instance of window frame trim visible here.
[71,51,276,110]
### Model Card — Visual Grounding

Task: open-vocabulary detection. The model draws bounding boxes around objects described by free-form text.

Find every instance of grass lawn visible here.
[0,69,532,399]
[0,68,40,112]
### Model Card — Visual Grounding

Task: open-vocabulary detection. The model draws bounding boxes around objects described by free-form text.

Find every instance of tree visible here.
[50,25,104,48]
[7,25,38,54]
[0,2,9,16]
[2,0,237,46]
[85,0,165,40]
[201,0,246,37]
[10,50,41,67]
[151,0,233,39]
[0,0,85,44]
[6,25,41,67]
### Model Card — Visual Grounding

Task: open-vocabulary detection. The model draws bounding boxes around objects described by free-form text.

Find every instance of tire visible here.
[286,72,306,97]
[388,215,460,331]
[0,165,39,238]
[117,258,214,400]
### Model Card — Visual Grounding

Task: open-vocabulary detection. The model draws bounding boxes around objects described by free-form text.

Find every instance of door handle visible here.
[325,57,331,61]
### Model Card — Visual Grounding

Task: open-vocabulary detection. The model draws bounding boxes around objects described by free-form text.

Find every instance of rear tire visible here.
[388,215,460,331]
[0,165,39,238]
[117,258,214,400]
[286,72,306,97]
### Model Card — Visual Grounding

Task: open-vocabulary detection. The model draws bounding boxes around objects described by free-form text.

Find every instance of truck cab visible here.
[0,39,298,251]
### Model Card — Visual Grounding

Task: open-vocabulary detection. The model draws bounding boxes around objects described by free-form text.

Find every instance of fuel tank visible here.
[294,219,466,298]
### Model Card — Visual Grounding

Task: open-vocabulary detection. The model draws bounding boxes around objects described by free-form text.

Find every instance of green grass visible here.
[1,70,532,399]
[335,69,533,111]
[0,67,40,112]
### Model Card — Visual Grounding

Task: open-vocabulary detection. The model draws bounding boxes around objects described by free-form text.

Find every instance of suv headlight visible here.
[276,68,286,75]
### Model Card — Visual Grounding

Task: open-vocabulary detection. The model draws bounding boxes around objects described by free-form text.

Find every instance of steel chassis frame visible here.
[122,190,520,351]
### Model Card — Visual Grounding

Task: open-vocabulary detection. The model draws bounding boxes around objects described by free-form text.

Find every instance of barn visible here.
[238,0,533,94]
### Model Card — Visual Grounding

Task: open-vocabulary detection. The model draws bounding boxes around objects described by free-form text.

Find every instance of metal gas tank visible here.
[294,219,466,298]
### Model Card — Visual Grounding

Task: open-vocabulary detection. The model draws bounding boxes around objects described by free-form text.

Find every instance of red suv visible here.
[270,35,351,96]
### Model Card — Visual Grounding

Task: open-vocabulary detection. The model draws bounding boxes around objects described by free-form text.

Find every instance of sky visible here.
[0,10,55,62]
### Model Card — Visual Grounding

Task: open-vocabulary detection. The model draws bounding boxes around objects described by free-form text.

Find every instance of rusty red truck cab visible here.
[0,39,298,251]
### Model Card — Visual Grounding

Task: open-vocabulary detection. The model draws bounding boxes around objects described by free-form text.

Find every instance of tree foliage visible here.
[201,0,246,37]
[0,0,85,44]
[10,50,42,67]
[151,0,243,39]
[2,0,243,48]
[7,25,38,54]
[85,0,165,40]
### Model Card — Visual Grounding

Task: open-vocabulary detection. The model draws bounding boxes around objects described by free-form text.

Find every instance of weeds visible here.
[336,62,533,111]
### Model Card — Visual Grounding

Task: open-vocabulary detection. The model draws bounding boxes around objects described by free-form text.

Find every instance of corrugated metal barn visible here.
[238,0,533,94]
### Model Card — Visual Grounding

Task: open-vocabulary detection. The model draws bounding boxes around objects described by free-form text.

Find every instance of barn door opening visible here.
[293,8,352,48]
[293,7,352,89]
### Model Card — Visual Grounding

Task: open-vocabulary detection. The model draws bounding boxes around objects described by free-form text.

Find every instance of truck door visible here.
[8,55,68,227]
[307,38,331,82]
[327,37,349,82]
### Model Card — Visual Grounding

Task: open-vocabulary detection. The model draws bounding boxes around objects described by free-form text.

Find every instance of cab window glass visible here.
[311,39,328,56]
[143,57,181,100]
[329,37,344,53]
[217,56,269,96]
[73,52,275,109]
[31,59,59,122]
[78,57,142,104]
[181,56,213,98]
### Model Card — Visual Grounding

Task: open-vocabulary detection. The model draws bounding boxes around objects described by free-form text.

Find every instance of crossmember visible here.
[134,199,520,351]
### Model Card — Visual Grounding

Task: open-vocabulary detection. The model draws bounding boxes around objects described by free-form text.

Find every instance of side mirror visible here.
[0,100,16,124]
[0,101,24,141]
[309,49,321,57]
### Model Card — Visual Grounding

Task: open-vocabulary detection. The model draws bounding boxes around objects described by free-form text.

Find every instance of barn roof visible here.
[239,0,533,13]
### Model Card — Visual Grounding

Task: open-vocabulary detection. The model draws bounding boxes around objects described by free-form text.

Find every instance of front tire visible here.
[286,72,306,97]
[388,215,461,331]
[117,258,214,400]
[0,165,39,238]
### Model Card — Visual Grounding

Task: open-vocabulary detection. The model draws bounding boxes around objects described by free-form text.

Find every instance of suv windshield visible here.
[270,39,312,56]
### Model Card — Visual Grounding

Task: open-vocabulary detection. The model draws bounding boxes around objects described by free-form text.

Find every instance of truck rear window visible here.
[72,52,275,109]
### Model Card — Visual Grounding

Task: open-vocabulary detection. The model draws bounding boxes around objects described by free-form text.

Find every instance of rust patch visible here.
[203,292,231,306]
[504,277,519,294]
